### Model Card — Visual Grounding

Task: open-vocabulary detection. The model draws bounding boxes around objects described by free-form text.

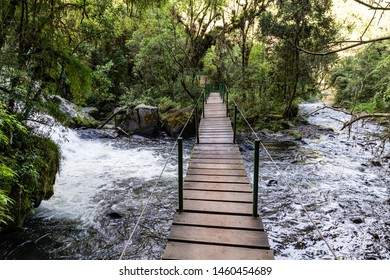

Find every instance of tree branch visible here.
[341,113,390,130]
[353,0,390,10]
[297,35,390,56]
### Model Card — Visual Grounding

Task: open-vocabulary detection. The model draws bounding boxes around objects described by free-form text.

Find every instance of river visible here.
[0,103,389,259]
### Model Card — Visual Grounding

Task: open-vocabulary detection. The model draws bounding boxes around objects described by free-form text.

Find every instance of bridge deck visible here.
[163,92,274,260]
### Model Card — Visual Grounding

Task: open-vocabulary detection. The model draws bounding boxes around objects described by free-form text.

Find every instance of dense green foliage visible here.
[0,102,61,230]
[332,41,390,113]
[0,0,339,122]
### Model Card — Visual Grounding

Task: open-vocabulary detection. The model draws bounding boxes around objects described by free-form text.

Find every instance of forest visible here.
[0,0,389,234]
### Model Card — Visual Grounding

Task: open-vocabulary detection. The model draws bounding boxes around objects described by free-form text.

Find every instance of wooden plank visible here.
[190,158,243,164]
[194,144,238,149]
[191,154,242,159]
[199,135,233,138]
[199,135,233,139]
[191,155,242,159]
[185,174,249,184]
[184,182,252,192]
[200,138,233,143]
[200,119,229,122]
[184,190,252,203]
[189,163,245,170]
[163,242,273,260]
[183,199,253,215]
[186,168,247,176]
[200,122,230,124]
[168,225,270,248]
[203,112,227,114]
[199,126,231,129]
[199,130,232,133]
[199,133,233,136]
[191,152,242,157]
[192,149,240,154]
[200,121,230,124]
[198,127,232,130]
[172,212,264,230]
[192,148,240,153]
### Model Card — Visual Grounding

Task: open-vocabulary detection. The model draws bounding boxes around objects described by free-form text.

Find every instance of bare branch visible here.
[353,0,390,10]
[297,35,390,56]
[361,9,377,40]
[341,113,390,130]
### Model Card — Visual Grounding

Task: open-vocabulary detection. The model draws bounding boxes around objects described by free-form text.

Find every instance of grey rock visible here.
[119,104,161,137]
[351,217,364,224]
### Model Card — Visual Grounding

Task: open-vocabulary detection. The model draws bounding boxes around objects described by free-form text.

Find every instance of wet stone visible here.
[266,179,278,186]
[108,212,123,219]
[368,231,380,240]
[357,166,366,172]
[351,217,364,224]
[370,160,382,167]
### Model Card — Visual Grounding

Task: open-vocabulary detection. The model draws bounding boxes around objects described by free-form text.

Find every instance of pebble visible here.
[351,217,364,224]
[368,231,380,240]
[266,179,278,186]
[108,212,123,219]
[370,160,382,167]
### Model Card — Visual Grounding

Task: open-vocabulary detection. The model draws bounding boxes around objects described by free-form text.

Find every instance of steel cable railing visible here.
[118,92,204,260]
[223,84,339,260]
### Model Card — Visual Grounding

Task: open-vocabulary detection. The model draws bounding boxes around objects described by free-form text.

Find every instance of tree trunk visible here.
[283,48,300,118]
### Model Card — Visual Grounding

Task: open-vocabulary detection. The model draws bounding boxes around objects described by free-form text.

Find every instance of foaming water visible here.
[0,124,193,260]
[240,103,390,260]
[37,128,170,223]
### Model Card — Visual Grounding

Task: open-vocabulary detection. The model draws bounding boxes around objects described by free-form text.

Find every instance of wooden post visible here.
[195,104,199,144]
[219,83,224,101]
[202,90,205,118]
[253,139,260,217]
[226,89,229,117]
[204,84,208,104]
[233,105,237,144]
[178,137,184,212]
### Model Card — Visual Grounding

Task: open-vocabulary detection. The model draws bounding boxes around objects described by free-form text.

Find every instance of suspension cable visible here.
[119,93,203,260]
[225,86,339,260]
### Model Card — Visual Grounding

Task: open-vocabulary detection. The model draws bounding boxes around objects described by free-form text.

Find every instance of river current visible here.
[0,103,389,259]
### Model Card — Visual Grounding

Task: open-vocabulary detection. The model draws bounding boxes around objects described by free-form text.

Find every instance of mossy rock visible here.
[161,107,195,138]
[0,135,61,230]
[51,95,99,128]
[288,130,303,141]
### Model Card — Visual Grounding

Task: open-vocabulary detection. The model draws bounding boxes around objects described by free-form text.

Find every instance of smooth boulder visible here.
[119,104,161,137]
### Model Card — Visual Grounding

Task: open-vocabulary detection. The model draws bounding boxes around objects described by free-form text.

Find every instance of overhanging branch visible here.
[341,113,390,130]
[297,35,390,56]
[353,0,390,10]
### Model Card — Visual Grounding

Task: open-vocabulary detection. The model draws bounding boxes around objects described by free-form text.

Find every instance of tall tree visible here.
[169,0,225,97]
[260,0,338,117]
[228,0,271,72]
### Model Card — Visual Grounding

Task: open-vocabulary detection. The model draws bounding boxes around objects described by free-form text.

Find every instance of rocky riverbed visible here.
[0,103,389,260]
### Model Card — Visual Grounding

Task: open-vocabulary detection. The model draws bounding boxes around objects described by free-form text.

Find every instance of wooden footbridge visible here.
[163,92,274,260]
